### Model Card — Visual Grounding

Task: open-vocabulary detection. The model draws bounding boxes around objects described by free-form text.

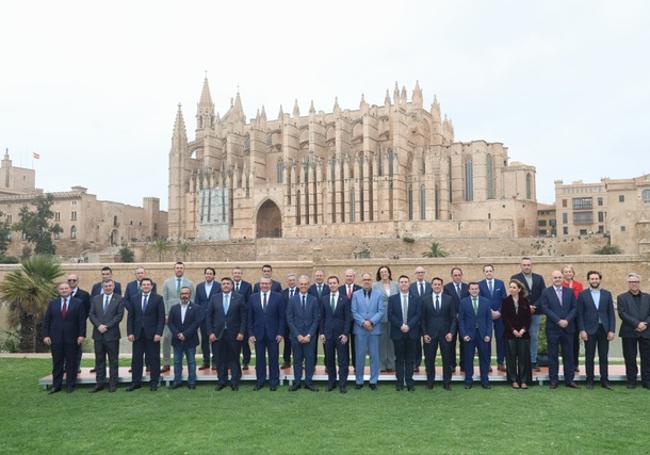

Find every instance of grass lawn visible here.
[1,357,648,454]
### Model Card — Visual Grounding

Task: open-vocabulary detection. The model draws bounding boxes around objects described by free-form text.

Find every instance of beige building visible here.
[168,79,539,242]
[536,203,557,237]
[0,151,167,258]
[555,179,607,237]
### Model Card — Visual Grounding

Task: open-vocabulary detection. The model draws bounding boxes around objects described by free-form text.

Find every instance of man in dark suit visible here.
[617,272,650,389]
[88,280,124,393]
[540,271,578,388]
[388,275,422,391]
[287,275,320,391]
[168,286,203,390]
[339,268,361,370]
[443,267,469,371]
[43,282,86,394]
[248,277,285,391]
[126,278,165,391]
[195,267,221,370]
[511,257,546,371]
[421,277,456,390]
[479,264,507,372]
[280,273,298,369]
[232,266,253,370]
[91,266,122,297]
[410,266,431,373]
[577,271,616,390]
[208,277,247,391]
[67,274,91,373]
[308,270,329,368]
[253,264,282,293]
[123,266,157,309]
[320,275,351,393]
[458,282,492,389]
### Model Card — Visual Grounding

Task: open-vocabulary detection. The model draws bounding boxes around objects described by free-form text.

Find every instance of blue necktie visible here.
[302,295,306,311]
[103,295,109,313]
[142,294,148,312]
[224,294,230,315]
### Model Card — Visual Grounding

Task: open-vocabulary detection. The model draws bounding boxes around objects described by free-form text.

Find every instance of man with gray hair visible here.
[617,272,650,389]
[162,262,194,373]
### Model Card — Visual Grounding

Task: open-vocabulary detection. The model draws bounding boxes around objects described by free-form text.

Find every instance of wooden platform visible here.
[38,364,637,388]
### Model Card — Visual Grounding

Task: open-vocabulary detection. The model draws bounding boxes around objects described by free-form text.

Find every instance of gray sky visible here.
[2,0,648,208]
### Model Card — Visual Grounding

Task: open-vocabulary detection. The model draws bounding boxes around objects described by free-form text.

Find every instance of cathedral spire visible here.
[233,90,243,115]
[359,93,368,112]
[199,75,213,106]
[292,99,300,117]
[196,75,215,130]
[384,89,391,107]
[333,96,341,113]
[172,103,188,146]
[400,85,407,104]
[412,80,423,107]
[278,104,284,119]
[260,105,267,120]
[309,100,316,114]
[393,81,400,104]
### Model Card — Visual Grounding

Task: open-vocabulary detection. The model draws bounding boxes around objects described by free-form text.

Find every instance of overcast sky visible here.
[2,0,648,208]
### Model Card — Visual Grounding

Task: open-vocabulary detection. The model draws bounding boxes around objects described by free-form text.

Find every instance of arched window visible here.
[349,190,356,222]
[276,160,284,184]
[464,158,473,201]
[486,154,495,199]
[70,225,78,239]
[407,184,414,220]
[419,184,426,220]
[526,173,533,200]
[642,189,650,203]
[448,157,453,203]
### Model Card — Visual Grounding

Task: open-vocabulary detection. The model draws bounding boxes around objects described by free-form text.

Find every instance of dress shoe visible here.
[369,384,377,390]
[574,367,580,373]
[460,368,465,373]
[149,384,158,391]
[566,382,579,389]
[211,367,217,371]
[269,386,277,391]
[481,384,491,390]
[281,362,291,369]
[108,385,117,393]
[145,368,150,373]
[464,384,472,390]
[395,385,404,391]
[188,384,196,390]
[511,383,520,389]
[172,383,183,390]
[254,384,265,391]
[549,383,558,389]
[340,386,347,394]
[586,382,594,390]
[326,384,336,392]
[627,383,636,389]
[497,364,507,372]
[443,383,451,391]
[601,382,613,390]
[355,384,363,390]
[489,367,493,373]
[288,384,301,392]
[414,367,420,373]
[426,382,434,390]
[198,364,211,371]
[48,387,61,395]
[407,386,415,392]
[521,383,528,389]
[126,384,141,392]
[89,385,105,393]
[231,385,239,391]
[161,365,171,373]
[386,369,395,373]
[533,366,541,372]
[242,364,249,371]
[128,368,132,373]
[215,384,227,391]
[90,368,96,373]
[305,384,319,392]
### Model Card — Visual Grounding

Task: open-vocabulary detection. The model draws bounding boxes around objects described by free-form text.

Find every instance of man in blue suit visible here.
[388,275,422,391]
[91,266,122,297]
[479,264,507,372]
[443,267,469,371]
[320,275,352,393]
[287,275,320,391]
[253,264,282,293]
[458,282,493,389]
[67,273,91,373]
[168,287,203,390]
[351,273,385,390]
[195,267,221,370]
[308,270,329,368]
[410,266,431,373]
[126,278,165,391]
[577,270,616,390]
[248,277,285,391]
[540,271,578,388]
[123,266,157,308]
[43,282,86,394]
[339,269,361,370]
[208,277,247,391]
[281,273,299,369]
[232,266,253,370]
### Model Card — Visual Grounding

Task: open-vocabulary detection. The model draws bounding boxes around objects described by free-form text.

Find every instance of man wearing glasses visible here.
[617,273,650,389]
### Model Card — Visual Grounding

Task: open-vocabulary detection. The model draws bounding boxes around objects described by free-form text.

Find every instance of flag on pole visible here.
[33,152,40,160]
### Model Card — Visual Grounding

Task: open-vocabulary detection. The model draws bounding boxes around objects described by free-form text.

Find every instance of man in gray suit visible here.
[88,280,125,392]
[162,261,195,372]
[617,272,650,389]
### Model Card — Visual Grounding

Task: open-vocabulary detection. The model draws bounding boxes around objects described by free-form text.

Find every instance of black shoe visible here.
[289,384,301,392]
[215,384,227,391]
[90,368,96,373]
[281,362,291,369]
[355,384,363,390]
[426,382,434,390]
[242,364,249,371]
[549,383,558,389]
[150,384,158,391]
[443,383,451,391]
[369,384,377,390]
[126,384,141,392]
[627,383,636,389]
[254,384,265,391]
[586,382,594,390]
[340,386,347,394]
[395,385,404,391]
[188,384,196,390]
[198,364,211,371]
[305,384,319,392]
[108,385,117,393]
[89,385,105,393]
[231,385,239,391]
[326,384,336,392]
[66,387,75,393]
[566,382,579,389]
[464,384,472,389]
[601,382,613,390]
[407,386,415,392]
[269,386,278,391]
[481,384,491,390]
[48,387,61,395]
[172,383,183,390]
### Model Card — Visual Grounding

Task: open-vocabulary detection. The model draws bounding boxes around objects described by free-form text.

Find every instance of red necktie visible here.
[62,298,68,319]
[347,286,352,300]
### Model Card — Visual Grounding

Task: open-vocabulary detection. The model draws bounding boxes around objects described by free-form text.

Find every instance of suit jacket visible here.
[282,287,299,311]
[577,288,616,335]
[126,292,165,340]
[308,283,330,300]
[43,297,86,344]
[501,296,532,340]
[339,283,361,301]
[88,293,125,341]
[253,280,282,293]
[233,280,252,304]
[162,276,195,313]
[351,288,385,335]
[287,293,320,339]
[617,291,650,338]
[443,281,469,313]
[247,291,285,339]
[168,302,203,347]
[91,281,122,297]
[123,280,157,310]
[388,292,422,340]
[540,286,577,336]
[207,292,247,340]
[479,279,507,312]
[410,281,433,299]
[421,293,457,340]
[195,280,222,314]
[319,292,352,339]
[511,272,546,307]
[70,288,91,317]
[458,296,493,340]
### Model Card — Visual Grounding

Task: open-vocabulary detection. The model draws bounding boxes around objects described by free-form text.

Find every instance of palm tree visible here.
[175,241,191,261]
[422,241,449,258]
[151,239,170,262]
[0,255,63,352]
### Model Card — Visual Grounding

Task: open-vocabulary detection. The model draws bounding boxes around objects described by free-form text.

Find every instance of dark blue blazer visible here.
[308,283,330,299]
[195,281,222,312]
[319,293,352,339]
[339,283,361,300]
[233,280,252,303]
[478,279,507,312]
[123,280,157,310]
[458,296,493,340]
[577,288,615,334]
[126,292,165,340]
[286,293,320,339]
[168,302,203,347]
[409,281,433,299]
[387,292,422,340]
[207,292,247,339]
[540,286,577,336]
[511,272,546,307]
[443,282,469,312]
[42,297,86,344]
[91,281,122,297]
[247,291,285,339]
[253,280,282,293]
[421,293,457,339]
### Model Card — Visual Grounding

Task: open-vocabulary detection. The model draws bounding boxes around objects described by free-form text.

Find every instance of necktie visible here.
[456,284,461,297]
[419,282,424,296]
[224,294,230,315]
[236,282,240,292]
[137,281,141,291]
[262,293,267,311]
[488,281,493,296]
[347,285,352,300]
[317,285,322,298]
[103,295,109,313]
[402,295,408,324]
[289,289,294,299]
[176,277,182,295]
[62,298,68,319]
[142,294,149,312]
[472,298,478,315]
[556,288,563,306]
[302,295,306,311]
[331,294,336,312]
[435,295,440,311]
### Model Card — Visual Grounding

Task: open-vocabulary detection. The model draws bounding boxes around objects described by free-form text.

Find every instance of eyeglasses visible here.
[628,281,640,284]
[67,279,78,282]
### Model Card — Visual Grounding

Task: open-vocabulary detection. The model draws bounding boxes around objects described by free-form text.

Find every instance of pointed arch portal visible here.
[256,200,282,238]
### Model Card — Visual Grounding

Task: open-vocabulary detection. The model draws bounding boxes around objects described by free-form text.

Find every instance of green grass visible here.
[1,358,649,454]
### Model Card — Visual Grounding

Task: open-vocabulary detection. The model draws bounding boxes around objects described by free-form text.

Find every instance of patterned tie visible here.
[456,284,461,298]
[103,295,109,313]
[61,298,68,319]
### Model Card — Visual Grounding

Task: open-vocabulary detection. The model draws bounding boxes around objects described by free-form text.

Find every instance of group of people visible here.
[42,258,650,394]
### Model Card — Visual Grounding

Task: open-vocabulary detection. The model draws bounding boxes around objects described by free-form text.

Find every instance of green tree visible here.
[151,239,170,262]
[12,194,62,256]
[0,255,63,352]
[0,211,12,257]
[175,240,191,261]
[118,245,135,263]
[422,241,449,258]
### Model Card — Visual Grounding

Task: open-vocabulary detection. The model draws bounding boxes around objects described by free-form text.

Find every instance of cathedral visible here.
[168,78,538,242]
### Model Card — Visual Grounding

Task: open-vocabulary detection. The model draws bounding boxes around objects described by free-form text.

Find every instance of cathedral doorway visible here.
[256,199,282,238]
[110,229,119,246]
